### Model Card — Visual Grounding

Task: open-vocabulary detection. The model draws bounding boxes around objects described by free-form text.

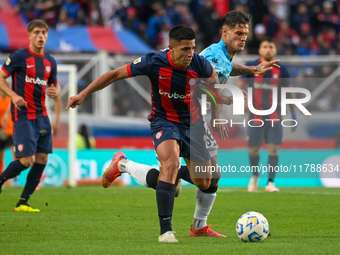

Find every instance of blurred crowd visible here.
[14,0,340,55]
[13,0,340,114]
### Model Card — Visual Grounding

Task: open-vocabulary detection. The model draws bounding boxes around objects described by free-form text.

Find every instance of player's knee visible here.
[35,154,48,164]
[194,178,211,190]
[19,156,35,168]
[159,158,180,182]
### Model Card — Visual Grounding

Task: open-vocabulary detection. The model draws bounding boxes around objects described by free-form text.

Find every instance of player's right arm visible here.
[0,69,27,110]
[67,65,129,109]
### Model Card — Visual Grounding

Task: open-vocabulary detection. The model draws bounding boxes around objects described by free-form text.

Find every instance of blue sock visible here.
[156,180,175,235]
[0,160,28,181]
[20,163,46,201]
[268,155,278,183]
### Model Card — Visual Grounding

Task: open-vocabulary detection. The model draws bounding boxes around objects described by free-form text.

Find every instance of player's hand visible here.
[211,117,228,140]
[12,94,27,110]
[221,95,233,105]
[66,94,85,109]
[254,60,280,75]
[46,84,60,98]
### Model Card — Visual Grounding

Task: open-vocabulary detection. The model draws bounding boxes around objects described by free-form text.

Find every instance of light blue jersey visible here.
[200,39,233,84]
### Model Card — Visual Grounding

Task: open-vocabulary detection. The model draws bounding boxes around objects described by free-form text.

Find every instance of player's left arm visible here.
[207,70,228,140]
[281,65,297,132]
[1,98,11,128]
[52,91,62,135]
[230,60,280,76]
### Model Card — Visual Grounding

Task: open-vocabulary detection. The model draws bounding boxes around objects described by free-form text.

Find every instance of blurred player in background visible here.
[0,90,15,175]
[99,10,280,238]
[0,19,61,212]
[237,37,296,193]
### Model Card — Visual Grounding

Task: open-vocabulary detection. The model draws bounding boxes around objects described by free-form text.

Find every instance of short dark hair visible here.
[222,10,252,28]
[260,37,276,46]
[169,25,195,41]
[27,19,49,33]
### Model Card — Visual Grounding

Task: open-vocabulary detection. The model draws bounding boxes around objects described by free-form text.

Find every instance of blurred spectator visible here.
[35,0,62,28]
[291,3,310,33]
[87,0,103,25]
[15,0,36,21]
[165,0,181,25]
[274,21,300,54]
[247,24,267,54]
[316,1,339,30]
[124,6,140,32]
[295,23,319,55]
[61,0,79,24]
[145,2,171,47]
[197,0,220,48]
[176,4,193,27]
[76,124,96,149]
[56,7,71,31]
[156,21,170,50]
[262,4,279,37]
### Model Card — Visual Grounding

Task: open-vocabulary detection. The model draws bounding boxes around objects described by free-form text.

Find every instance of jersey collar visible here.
[218,39,232,62]
[26,46,45,57]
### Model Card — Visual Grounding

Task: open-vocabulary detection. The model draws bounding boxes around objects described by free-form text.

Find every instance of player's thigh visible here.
[247,125,265,147]
[264,123,282,148]
[182,119,210,163]
[36,116,53,155]
[13,119,39,158]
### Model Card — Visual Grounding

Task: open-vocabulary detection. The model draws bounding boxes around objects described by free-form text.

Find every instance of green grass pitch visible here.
[1,186,340,254]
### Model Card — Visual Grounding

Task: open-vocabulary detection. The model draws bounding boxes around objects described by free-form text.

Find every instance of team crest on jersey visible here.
[6,58,11,65]
[17,144,24,153]
[155,130,163,140]
[46,66,51,73]
[189,78,197,86]
[133,57,141,64]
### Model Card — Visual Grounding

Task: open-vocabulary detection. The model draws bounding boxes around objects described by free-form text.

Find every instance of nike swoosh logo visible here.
[27,65,35,68]
[159,76,170,79]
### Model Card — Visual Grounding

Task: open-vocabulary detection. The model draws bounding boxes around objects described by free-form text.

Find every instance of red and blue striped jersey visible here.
[127,49,213,126]
[1,47,57,121]
[240,58,292,123]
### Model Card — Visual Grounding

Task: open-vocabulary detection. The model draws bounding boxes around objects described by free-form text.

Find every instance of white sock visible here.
[118,160,151,187]
[193,188,216,230]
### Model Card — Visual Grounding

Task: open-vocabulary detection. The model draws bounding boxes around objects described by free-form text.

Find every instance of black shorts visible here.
[150,118,210,162]
[13,116,52,157]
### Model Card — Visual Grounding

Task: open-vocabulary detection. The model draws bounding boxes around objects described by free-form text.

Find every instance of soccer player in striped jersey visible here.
[98,10,280,238]
[0,19,61,212]
[67,25,230,243]
[237,37,296,192]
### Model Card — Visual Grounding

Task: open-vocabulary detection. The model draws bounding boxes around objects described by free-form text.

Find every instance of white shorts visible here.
[203,119,218,157]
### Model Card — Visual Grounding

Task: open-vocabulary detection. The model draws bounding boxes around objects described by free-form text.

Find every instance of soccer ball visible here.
[236,211,269,242]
